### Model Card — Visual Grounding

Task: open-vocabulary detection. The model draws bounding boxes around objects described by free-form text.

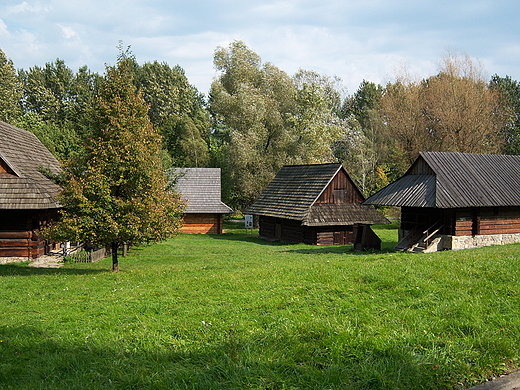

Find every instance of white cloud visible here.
[0,19,10,38]
[4,1,49,15]
[58,24,77,40]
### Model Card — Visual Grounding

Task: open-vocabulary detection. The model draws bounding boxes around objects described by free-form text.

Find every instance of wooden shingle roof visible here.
[364,152,520,208]
[170,168,233,214]
[0,121,61,210]
[245,163,388,226]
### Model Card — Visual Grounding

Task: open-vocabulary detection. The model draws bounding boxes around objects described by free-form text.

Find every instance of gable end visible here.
[315,166,365,204]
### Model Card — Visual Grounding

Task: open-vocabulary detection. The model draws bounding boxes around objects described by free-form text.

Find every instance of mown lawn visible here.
[0,221,519,389]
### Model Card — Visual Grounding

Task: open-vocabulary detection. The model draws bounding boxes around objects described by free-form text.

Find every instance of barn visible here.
[171,168,233,234]
[0,121,62,258]
[245,163,388,249]
[364,151,520,252]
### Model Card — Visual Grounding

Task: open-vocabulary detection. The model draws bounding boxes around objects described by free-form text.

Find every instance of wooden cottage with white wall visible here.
[364,152,520,251]
[245,163,388,249]
[0,121,62,258]
[171,168,233,234]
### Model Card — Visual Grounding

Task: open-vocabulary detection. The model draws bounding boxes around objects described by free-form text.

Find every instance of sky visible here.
[0,0,519,96]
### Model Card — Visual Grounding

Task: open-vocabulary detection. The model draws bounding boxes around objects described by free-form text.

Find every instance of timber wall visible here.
[315,169,364,204]
[259,216,364,246]
[454,207,520,236]
[181,213,223,234]
[0,231,47,258]
[258,216,304,243]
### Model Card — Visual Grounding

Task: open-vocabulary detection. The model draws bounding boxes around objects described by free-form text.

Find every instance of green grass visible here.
[1,221,520,389]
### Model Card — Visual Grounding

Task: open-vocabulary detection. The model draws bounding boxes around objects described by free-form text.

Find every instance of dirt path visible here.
[0,250,64,268]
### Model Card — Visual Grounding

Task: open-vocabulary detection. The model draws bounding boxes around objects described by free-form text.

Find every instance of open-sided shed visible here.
[171,168,233,234]
[364,151,520,251]
[0,121,62,258]
[245,163,388,249]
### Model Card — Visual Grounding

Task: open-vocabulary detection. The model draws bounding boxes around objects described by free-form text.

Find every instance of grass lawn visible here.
[1,221,519,389]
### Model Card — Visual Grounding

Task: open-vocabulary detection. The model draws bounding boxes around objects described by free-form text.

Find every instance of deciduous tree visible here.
[489,74,520,154]
[46,54,184,272]
[135,61,210,167]
[0,48,22,122]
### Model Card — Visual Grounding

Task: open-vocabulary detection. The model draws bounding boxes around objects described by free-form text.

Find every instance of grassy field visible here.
[1,221,519,389]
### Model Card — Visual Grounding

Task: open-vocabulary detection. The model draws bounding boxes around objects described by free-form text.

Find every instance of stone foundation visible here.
[443,233,520,250]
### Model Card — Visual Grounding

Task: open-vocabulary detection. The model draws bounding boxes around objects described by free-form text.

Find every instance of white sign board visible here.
[245,215,254,229]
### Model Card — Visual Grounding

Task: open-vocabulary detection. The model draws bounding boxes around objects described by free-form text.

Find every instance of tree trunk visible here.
[111,242,119,272]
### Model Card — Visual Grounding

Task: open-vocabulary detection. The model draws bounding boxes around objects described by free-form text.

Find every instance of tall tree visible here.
[17,60,100,161]
[489,74,520,154]
[210,41,347,209]
[135,61,210,167]
[210,41,298,209]
[291,69,347,164]
[0,48,22,122]
[380,53,506,167]
[337,80,393,194]
[46,53,184,272]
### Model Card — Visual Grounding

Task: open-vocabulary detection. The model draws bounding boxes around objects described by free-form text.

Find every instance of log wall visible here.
[181,213,223,234]
[0,230,46,258]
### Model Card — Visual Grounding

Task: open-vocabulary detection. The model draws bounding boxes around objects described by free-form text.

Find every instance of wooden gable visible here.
[315,167,365,204]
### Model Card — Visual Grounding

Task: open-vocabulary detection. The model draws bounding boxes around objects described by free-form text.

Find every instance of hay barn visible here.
[245,163,388,249]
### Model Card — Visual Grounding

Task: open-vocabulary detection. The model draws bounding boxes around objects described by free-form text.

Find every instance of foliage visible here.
[336,80,392,195]
[1,224,520,389]
[0,48,22,122]
[489,74,520,155]
[134,61,211,167]
[45,55,185,272]
[210,41,298,209]
[14,112,82,162]
[380,53,506,166]
[16,60,101,160]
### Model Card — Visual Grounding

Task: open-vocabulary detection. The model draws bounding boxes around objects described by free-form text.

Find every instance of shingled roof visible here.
[364,152,520,208]
[245,163,388,226]
[0,121,62,210]
[170,168,233,214]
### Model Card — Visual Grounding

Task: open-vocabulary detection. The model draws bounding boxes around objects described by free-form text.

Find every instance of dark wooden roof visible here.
[364,152,520,208]
[170,168,233,214]
[0,121,62,210]
[303,203,388,226]
[246,163,388,226]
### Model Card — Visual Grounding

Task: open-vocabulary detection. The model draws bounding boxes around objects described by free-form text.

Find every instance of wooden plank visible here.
[0,247,30,257]
[0,231,31,239]
[0,239,30,247]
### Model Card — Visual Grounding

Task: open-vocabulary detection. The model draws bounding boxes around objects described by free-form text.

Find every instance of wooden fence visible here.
[66,246,108,263]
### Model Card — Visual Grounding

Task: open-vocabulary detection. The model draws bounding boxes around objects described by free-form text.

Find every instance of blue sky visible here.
[1,0,519,95]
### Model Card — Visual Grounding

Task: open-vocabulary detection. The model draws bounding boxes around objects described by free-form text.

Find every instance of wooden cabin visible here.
[171,168,233,234]
[245,163,388,249]
[364,152,520,252]
[0,121,62,258]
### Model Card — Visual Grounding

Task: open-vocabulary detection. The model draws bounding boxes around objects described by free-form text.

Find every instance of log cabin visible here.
[170,168,233,234]
[0,121,62,258]
[364,152,520,252]
[245,163,388,249]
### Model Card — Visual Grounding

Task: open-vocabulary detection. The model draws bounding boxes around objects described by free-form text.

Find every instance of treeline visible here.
[1,42,519,210]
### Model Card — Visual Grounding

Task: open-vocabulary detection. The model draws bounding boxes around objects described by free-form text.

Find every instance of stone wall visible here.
[443,233,520,250]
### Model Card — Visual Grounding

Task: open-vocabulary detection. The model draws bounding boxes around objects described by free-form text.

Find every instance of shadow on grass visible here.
[208,232,293,246]
[0,324,448,390]
[0,263,108,277]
